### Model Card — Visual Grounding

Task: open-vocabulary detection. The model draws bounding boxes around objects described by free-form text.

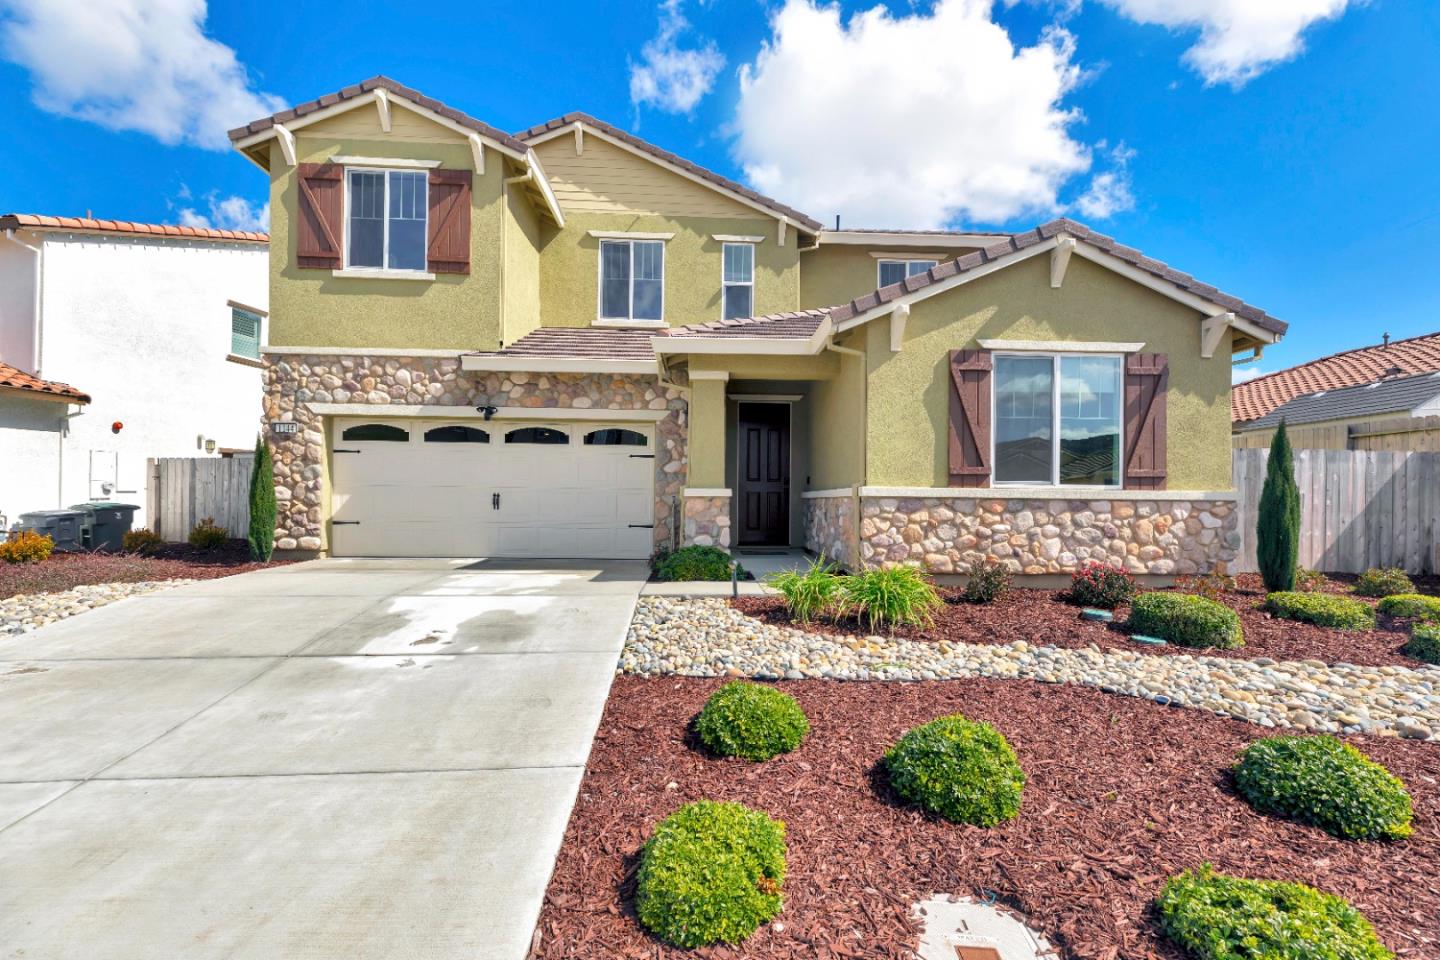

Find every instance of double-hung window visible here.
[600,240,664,322]
[722,243,754,319]
[993,353,1123,487]
[346,169,428,272]
[877,259,936,288]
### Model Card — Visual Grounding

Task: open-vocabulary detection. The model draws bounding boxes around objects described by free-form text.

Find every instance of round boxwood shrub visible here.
[1377,593,1440,622]
[1402,622,1440,665]
[654,545,740,582]
[1157,866,1394,960]
[1234,735,1412,840]
[635,800,786,948]
[1127,592,1243,648]
[1355,566,1414,598]
[1266,591,1376,630]
[695,681,810,761]
[884,715,1025,826]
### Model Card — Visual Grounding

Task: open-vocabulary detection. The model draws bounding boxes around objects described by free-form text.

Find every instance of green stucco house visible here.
[231,76,1286,576]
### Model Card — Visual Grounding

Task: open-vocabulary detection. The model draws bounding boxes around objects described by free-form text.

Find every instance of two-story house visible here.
[231,77,1286,576]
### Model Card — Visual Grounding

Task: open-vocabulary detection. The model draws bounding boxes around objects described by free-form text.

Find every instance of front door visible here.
[737,403,790,546]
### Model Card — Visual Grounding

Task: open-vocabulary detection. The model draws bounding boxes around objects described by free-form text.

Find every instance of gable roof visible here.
[0,362,90,404]
[1,213,266,245]
[516,113,823,233]
[1237,370,1440,431]
[1232,331,1440,422]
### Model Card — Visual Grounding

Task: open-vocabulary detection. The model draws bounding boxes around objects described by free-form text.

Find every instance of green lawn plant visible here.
[766,556,844,623]
[884,715,1025,826]
[654,545,740,582]
[247,436,277,562]
[1402,622,1440,665]
[1354,566,1414,598]
[1128,592,1244,648]
[695,681,809,761]
[1376,593,1440,622]
[1257,420,1302,592]
[1234,735,1412,840]
[1266,592,1376,630]
[840,565,943,630]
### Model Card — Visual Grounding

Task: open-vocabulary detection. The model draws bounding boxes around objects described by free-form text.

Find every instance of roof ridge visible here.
[1,213,268,244]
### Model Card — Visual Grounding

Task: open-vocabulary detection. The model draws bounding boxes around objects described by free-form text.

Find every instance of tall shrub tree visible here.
[1257,420,1300,591]
[247,436,277,562]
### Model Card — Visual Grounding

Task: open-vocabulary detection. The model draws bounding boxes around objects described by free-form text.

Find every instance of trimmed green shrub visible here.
[1355,566,1414,598]
[121,527,164,555]
[1234,735,1412,840]
[695,682,810,761]
[635,800,786,948]
[840,565,942,630]
[884,715,1025,826]
[1069,561,1137,609]
[1267,591,1376,630]
[962,558,1012,603]
[247,436,277,562]
[1376,593,1440,622]
[654,546,740,582]
[1128,592,1243,648]
[766,557,843,623]
[1156,866,1394,960]
[1402,622,1440,665]
[1257,420,1301,592]
[0,530,53,564]
[187,517,228,550]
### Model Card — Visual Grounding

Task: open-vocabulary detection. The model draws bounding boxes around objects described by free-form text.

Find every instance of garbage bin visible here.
[68,502,141,552]
[14,509,87,552]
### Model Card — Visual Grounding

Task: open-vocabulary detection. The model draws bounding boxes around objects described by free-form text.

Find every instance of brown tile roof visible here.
[669,309,831,339]
[515,113,824,233]
[821,227,1012,237]
[1,213,267,244]
[227,76,531,155]
[1232,331,1440,422]
[0,362,89,403]
[477,327,661,362]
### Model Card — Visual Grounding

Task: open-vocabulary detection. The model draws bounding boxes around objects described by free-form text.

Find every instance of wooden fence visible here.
[1233,448,1440,574]
[146,456,254,542]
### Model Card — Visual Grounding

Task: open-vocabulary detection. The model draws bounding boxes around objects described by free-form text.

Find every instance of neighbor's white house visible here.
[0,215,268,529]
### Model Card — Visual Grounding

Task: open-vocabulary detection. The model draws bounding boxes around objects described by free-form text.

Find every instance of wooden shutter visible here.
[295,163,343,269]
[428,168,472,275]
[1124,352,1168,489]
[948,349,992,487]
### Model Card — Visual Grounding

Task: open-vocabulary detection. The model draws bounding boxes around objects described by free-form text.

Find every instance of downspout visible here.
[2,229,44,376]
[825,333,867,568]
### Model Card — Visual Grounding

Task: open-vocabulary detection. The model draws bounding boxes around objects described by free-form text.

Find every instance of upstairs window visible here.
[230,306,262,359]
[600,240,664,322]
[722,243,754,319]
[347,169,428,272]
[878,259,936,288]
[993,354,1122,487]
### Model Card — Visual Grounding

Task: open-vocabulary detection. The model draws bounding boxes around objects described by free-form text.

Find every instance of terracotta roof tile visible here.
[820,227,1012,237]
[0,362,90,403]
[1,213,266,244]
[1232,331,1440,422]
[670,309,831,339]
[474,327,661,361]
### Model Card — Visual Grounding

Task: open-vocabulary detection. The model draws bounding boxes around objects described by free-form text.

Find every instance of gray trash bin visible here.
[68,502,141,552]
[14,509,87,552]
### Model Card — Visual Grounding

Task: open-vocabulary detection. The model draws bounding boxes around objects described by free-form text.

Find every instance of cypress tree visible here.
[247,436,277,562]
[1256,420,1301,592]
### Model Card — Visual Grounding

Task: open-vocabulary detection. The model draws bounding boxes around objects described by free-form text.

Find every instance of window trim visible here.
[229,305,264,360]
[342,166,430,276]
[596,238,666,325]
[720,241,756,320]
[990,351,1125,490]
[877,258,938,288]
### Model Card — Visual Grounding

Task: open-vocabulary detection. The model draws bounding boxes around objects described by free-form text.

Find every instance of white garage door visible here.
[329,419,656,559]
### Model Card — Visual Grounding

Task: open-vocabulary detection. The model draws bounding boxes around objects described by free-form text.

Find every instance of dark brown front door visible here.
[737,403,790,546]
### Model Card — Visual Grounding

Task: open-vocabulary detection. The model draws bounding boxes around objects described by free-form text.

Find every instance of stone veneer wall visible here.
[261,354,687,553]
[803,495,858,569]
[859,496,1240,576]
[682,495,731,550]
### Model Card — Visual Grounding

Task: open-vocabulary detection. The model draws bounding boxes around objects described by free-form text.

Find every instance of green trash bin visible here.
[68,502,141,552]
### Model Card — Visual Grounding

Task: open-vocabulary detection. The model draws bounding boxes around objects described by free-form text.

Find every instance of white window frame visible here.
[877,258,937,288]
[596,239,666,327]
[720,242,755,320]
[990,351,1125,490]
[339,166,433,279]
[228,304,265,360]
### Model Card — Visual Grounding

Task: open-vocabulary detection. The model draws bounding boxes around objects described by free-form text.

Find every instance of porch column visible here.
[682,371,731,550]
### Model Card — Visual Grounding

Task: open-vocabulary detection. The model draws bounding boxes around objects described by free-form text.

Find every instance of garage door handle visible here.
[628,523,654,529]
[629,454,655,459]
[333,521,361,525]
[492,493,501,510]
[333,448,362,454]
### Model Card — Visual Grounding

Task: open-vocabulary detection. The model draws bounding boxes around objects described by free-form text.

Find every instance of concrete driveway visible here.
[0,558,646,960]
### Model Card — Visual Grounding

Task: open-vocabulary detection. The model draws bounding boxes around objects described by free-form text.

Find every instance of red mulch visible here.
[533,677,1440,960]
[0,541,293,599]
[732,573,1440,669]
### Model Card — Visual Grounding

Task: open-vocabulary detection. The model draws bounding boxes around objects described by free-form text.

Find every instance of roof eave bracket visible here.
[1050,236,1077,288]
[1200,312,1235,359]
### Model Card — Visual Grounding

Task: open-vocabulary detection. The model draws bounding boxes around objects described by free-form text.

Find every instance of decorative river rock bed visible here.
[0,580,195,636]
[624,598,1440,741]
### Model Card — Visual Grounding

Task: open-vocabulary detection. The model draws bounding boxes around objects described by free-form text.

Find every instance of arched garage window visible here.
[583,428,647,447]
[341,423,408,442]
[504,427,568,444]
[424,425,490,443]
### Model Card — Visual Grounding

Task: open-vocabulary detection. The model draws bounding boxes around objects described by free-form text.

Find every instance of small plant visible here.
[1069,561,1137,609]
[1402,622,1440,665]
[121,528,165,555]
[1257,420,1301,592]
[884,715,1025,826]
[187,517,229,551]
[654,545,740,582]
[1377,593,1440,622]
[1128,592,1243,648]
[695,681,810,761]
[635,800,786,948]
[1267,591,1376,630]
[766,556,843,623]
[962,558,1012,604]
[840,565,943,630]
[1234,735,1412,840]
[1354,566,1414,598]
[247,436,277,562]
[0,530,54,564]
[1156,866,1394,960]
[1183,571,1236,602]
[1295,566,1328,592]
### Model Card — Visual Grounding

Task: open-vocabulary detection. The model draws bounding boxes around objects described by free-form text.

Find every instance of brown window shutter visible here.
[948,349,992,487]
[427,168,472,275]
[295,163,343,269]
[1124,352,1168,489]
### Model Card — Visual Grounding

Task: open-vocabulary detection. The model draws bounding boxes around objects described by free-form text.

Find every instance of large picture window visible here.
[993,354,1122,487]
[347,169,428,272]
[722,243,754,319]
[600,239,664,322]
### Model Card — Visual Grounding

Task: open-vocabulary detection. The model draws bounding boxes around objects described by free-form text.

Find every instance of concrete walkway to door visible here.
[0,558,646,960]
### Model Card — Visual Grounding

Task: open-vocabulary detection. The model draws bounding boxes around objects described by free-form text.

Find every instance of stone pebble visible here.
[0,580,196,636]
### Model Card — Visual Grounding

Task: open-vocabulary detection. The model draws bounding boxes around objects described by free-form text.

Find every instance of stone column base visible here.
[682,495,732,550]
[803,495,857,569]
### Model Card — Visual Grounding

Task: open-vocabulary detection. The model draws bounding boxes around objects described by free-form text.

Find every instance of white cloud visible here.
[733,0,1095,229]
[1074,140,1135,218]
[1232,365,1267,384]
[176,192,269,232]
[629,0,725,114]
[0,0,285,150]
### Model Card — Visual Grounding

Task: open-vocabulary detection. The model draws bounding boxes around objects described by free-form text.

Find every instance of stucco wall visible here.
[864,254,1233,491]
[0,395,64,524]
[799,245,976,310]
[806,336,865,490]
[688,377,727,488]
[503,177,545,345]
[0,241,38,372]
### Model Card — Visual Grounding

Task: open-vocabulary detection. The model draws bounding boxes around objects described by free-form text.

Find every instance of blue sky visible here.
[0,0,1436,377]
